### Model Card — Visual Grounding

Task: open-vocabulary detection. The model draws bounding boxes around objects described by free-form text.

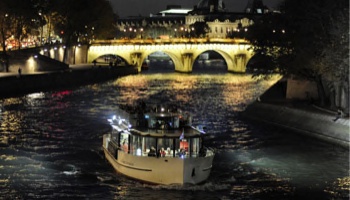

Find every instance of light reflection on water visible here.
[112,73,278,112]
[0,71,348,199]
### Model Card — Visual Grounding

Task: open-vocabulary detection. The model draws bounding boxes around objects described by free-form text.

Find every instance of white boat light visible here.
[112,115,117,120]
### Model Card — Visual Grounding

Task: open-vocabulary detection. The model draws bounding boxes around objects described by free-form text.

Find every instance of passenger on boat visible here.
[177,148,186,157]
[155,121,161,129]
[159,148,166,157]
[166,147,171,155]
[122,140,128,153]
[148,146,157,157]
[199,147,206,157]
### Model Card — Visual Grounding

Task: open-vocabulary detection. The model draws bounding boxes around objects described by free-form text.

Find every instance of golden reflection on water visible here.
[0,155,16,161]
[112,73,281,110]
[0,98,25,135]
[324,176,350,198]
[221,75,282,111]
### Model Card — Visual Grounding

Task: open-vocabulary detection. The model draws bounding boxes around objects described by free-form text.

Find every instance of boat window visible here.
[111,129,120,144]
[131,135,143,156]
[174,137,201,157]
[120,132,129,153]
[180,140,189,151]
[174,139,181,156]
[157,138,174,157]
[143,137,157,157]
[190,138,200,157]
[148,117,174,129]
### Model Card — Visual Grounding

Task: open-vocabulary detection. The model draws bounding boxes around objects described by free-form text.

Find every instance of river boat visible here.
[102,103,215,185]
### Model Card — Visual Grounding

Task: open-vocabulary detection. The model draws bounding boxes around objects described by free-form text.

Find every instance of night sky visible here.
[111,0,284,17]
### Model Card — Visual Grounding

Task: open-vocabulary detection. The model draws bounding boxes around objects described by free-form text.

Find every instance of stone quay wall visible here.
[242,102,350,148]
[0,66,138,98]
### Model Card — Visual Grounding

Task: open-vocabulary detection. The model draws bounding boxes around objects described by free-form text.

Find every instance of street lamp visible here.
[129,27,133,38]
[123,29,126,39]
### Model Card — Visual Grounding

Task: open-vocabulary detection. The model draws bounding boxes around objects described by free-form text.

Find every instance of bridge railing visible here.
[91,38,249,45]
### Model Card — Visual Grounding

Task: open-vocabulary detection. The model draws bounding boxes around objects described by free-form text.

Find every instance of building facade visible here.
[115,0,273,39]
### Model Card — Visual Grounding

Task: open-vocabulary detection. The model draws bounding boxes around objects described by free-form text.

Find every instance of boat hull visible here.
[103,144,214,185]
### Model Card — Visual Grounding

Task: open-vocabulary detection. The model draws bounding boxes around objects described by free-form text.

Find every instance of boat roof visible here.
[117,103,184,115]
[109,103,205,138]
[128,126,204,138]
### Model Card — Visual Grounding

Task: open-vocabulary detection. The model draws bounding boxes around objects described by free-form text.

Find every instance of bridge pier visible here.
[176,53,194,73]
[130,52,143,72]
[227,53,248,73]
[235,54,248,73]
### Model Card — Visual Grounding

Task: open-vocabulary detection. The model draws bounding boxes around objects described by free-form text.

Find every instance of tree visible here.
[6,0,39,50]
[33,0,54,45]
[0,0,12,72]
[189,22,209,38]
[245,0,349,112]
[243,13,292,76]
[51,0,115,63]
[318,4,349,110]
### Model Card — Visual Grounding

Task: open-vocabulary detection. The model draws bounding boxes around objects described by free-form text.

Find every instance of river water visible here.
[0,65,348,199]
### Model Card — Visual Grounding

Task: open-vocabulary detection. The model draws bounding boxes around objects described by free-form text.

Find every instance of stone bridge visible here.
[88,38,253,73]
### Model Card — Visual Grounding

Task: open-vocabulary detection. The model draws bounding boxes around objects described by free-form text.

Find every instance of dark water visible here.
[0,67,348,199]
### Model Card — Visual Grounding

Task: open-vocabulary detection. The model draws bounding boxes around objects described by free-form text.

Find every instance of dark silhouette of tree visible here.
[51,0,115,63]
[0,0,116,70]
[189,22,209,38]
[5,0,39,50]
[0,1,10,72]
[245,0,349,112]
[33,0,55,45]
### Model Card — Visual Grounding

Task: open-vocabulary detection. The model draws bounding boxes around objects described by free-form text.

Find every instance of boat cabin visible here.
[108,105,207,158]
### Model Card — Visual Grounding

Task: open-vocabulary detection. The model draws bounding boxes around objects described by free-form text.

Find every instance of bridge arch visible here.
[191,49,251,73]
[192,50,227,71]
[141,50,182,71]
[92,54,130,66]
[88,48,132,66]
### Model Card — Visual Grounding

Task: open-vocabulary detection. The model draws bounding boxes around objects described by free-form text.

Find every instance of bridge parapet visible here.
[91,38,249,45]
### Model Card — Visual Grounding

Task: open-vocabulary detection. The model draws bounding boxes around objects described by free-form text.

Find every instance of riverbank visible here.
[0,64,138,98]
[241,79,350,150]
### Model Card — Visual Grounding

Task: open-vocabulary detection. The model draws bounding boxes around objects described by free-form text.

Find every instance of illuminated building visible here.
[115,0,274,39]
